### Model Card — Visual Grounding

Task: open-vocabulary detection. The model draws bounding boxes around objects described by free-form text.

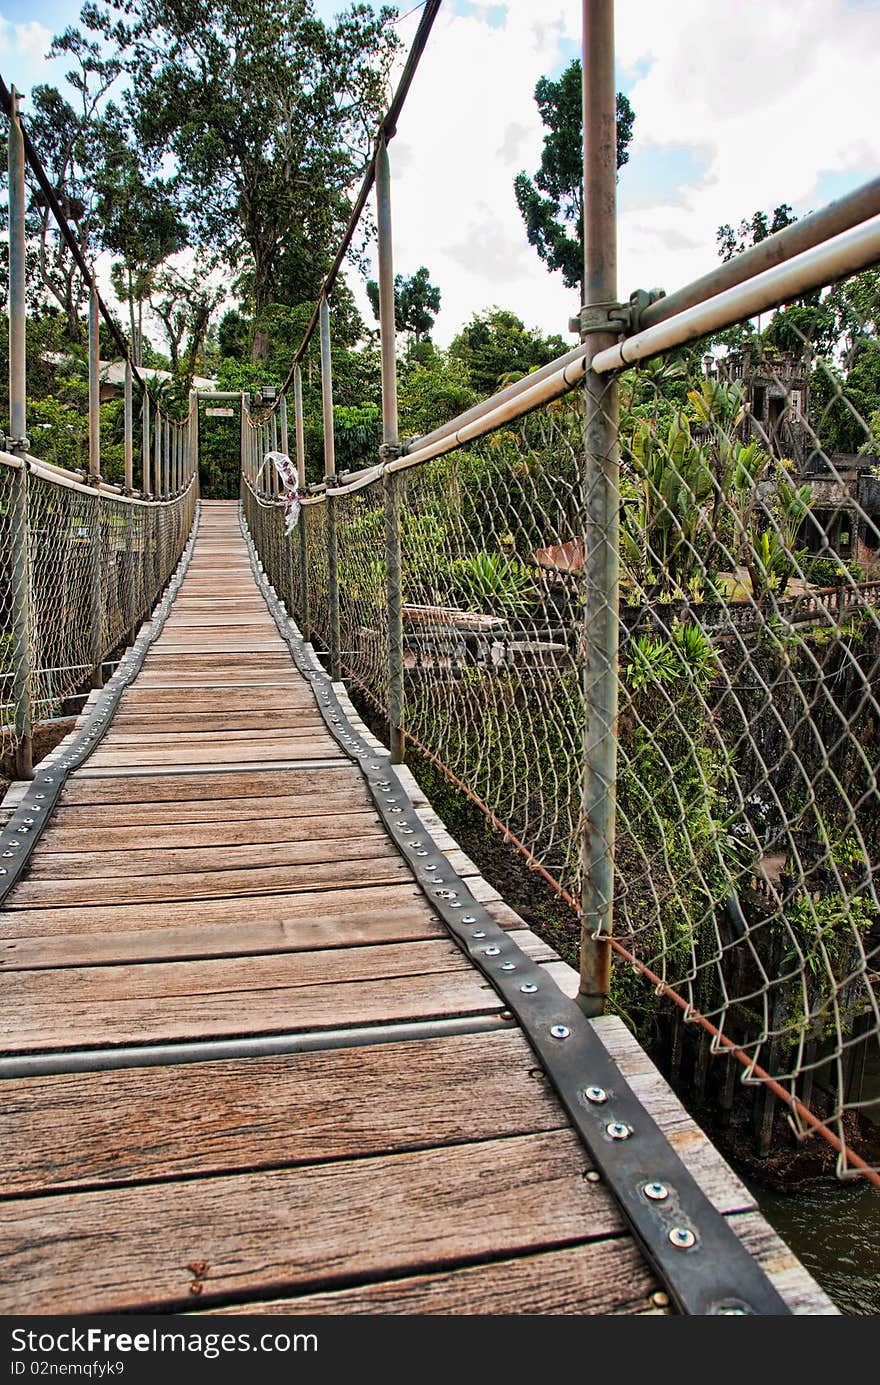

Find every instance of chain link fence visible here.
[1,453,197,762]
[243,264,880,1176]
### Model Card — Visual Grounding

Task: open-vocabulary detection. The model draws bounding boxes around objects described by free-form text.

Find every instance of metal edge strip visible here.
[0,502,202,908]
[239,501,792,1318]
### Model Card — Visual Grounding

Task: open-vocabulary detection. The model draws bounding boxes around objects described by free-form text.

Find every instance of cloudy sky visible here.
[2,0,879,348]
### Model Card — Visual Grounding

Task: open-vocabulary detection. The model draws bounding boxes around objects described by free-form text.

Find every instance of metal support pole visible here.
[87,283,104,687]
[376,135,404,763]
[578,0,620,1019]
[7,87,33,777]
[189,390,198,491]
[384,473,404,763]
[90,491,104,688]
[320,297,341,681]
[294,367,309,635]
[280,394,289,457]
[154,413,161,498]
[123,360,133,491]
[88,285,100,481]
[142,394,151,495]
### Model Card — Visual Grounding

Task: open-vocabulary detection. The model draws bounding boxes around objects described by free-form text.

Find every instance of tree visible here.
[77,0,399,354]
[148,262,225,389]
[514,60,634,297]
[449,309,565,396]
[366,265,441,341]
[94,108,186,364]
[716,204,797,262]
[25,26,122,340]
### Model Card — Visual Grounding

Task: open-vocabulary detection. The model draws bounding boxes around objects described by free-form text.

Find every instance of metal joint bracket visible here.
[379,442,403,462]
[569,300,629,338]
[3,435,29,454]
[322,474,336,488]
[569,288,666,339]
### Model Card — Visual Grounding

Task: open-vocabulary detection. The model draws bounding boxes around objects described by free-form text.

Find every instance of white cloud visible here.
[615,0,880,302]
[12,19,51,57]
[346,0,880,348]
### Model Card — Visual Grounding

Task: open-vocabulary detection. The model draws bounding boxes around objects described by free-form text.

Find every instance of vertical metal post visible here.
[320,296,341,681]
[7,87,33,777]
[376,135,404,763]
[123,360,133,491]
[280,394,289,457]
[142,393,151,495]
[294,366,309,635]
[154,413,162,498]
[123,360,135,642]
[189,390,198,492]
[88,285,101,481]
[240,394,247,495]
[578,0,620,1018]
[87,284,103,687]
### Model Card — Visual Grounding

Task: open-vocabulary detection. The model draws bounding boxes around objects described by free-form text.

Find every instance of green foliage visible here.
[514,59,634,294]
[366,266,441,342]
[333,402,381,474]
[448,552,539,616]
[448,309,565,397]
[81,0,399,315]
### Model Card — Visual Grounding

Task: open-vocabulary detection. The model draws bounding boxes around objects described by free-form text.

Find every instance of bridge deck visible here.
[0,502,833,1315]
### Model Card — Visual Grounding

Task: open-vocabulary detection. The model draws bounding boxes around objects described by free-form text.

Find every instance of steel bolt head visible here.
[669,1226,696,1249]
[550,1024,571,1040]
[462,915,476,924]
[483,946,501,956]
[644,1181,669,1201]
[520,982,538,994]
[606,1121,631,1140]
[2,852,13,859]
[501,962,516,972]
[583,1169,601,1183]
[472,930,486,939]
[416,849,428,857]
[585,1086,607,1104]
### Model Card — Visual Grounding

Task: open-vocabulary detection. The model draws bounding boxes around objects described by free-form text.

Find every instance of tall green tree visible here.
[77,0,399,355]
[25,26,122,340]
[514,60,634,297]
[449,309,565,396]
[366,265,441,342]
[95,108,186,364]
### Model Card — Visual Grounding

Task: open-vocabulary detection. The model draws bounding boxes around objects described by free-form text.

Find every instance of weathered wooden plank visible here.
[5,939,470,1006]
[49,789,373,827]
[58,767,362,805]
[103,726,330,746]
[205,1240,661,1316]
[0,1130,623,1314]
[37,809,383,854]
[86,741,341,768]
[0,884,440,968]
[6,856,414,908]
[0,967,500,1053]
[0,1031,566,1195]
[24,835,395,880]
[109,712,318,733]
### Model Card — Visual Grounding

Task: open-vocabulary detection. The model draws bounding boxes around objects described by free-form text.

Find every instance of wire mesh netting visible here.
[243,268,880,1174]
[0,457,197,759]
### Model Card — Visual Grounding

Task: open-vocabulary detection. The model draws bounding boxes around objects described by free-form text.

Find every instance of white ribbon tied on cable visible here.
[258,451,305,534]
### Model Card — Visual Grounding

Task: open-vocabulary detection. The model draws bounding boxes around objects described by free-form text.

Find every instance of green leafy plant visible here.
[449,552,539,616]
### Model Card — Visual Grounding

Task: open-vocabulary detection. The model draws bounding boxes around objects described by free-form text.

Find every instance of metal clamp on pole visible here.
[569,288,666,340]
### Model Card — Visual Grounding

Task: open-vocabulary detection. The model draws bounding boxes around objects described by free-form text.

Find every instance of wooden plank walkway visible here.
[0,501,835,1315]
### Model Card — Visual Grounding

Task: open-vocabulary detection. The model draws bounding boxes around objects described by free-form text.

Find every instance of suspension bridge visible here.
[3,0,880,1317]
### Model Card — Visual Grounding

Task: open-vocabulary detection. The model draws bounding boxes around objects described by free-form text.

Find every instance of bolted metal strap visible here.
[240,503,793,1318]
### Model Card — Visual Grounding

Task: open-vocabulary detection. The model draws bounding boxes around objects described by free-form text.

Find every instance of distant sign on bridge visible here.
[205,407,234,417]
